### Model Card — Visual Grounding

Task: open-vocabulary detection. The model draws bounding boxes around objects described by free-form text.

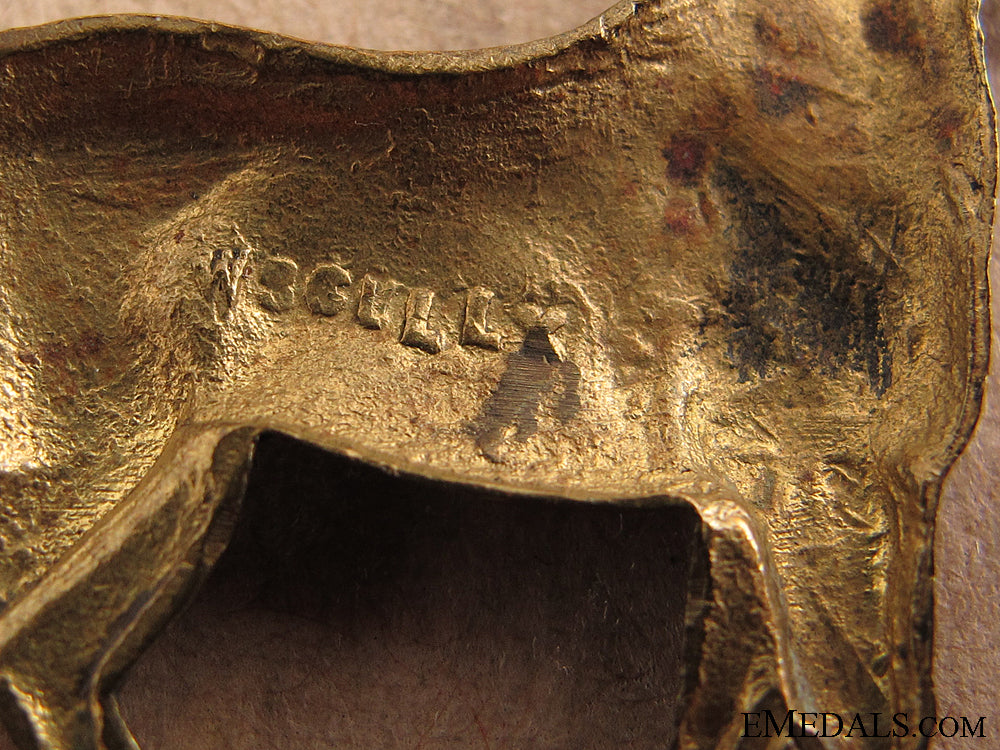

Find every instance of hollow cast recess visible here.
[118,432,703,749]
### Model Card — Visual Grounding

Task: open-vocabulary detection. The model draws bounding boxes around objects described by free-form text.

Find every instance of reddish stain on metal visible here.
[619,176,640,198]
[663,136,708,183]
[40,331,109,396]
[697,191,717,226]
[663,198,703,235]
[933,107,963,150]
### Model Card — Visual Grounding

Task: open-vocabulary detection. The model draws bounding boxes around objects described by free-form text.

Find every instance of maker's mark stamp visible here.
[305,264,352,317]
[243,253,517,356]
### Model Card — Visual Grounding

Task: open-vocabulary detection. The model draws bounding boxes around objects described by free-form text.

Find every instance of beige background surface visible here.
[0,0,997,747]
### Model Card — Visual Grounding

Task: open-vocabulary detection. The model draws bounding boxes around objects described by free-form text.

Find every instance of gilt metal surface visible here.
[0,1,994,748]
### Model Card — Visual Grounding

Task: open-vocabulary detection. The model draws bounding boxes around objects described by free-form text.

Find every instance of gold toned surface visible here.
[0,1,995,748]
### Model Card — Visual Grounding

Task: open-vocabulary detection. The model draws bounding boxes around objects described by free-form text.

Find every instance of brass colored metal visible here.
[0,1,993,748]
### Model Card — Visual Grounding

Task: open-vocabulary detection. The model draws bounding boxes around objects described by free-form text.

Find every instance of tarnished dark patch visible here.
[862,0,925,56]
[753,68,816,118]
[474,326,581,460]
[713,166,892,395]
